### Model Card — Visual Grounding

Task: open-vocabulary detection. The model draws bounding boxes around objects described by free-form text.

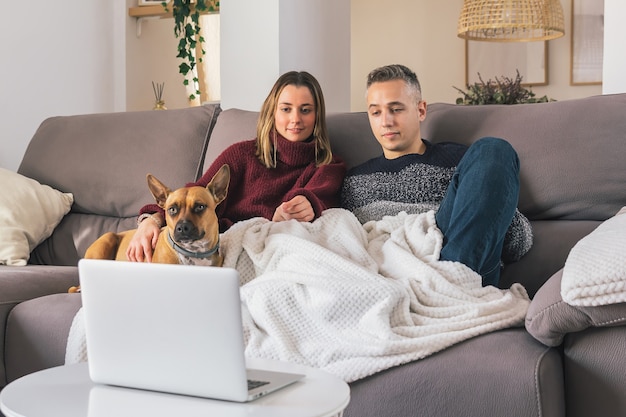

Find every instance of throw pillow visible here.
[525,268,626,346]
[526,207,626,346]
[0,168,74,266]
[561,207,626,306]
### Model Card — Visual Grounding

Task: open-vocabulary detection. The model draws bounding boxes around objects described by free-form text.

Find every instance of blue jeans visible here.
[435,137,520,287]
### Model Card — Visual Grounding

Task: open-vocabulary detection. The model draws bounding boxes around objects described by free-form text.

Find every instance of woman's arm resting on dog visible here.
[126,213,163,262]
[272,195,314,222]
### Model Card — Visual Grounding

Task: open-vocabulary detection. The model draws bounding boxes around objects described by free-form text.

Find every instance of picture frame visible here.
[570,0,604,85]
[465,40,548,87]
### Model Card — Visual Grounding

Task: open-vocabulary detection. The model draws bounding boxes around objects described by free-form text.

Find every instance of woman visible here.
[127,71,346,262]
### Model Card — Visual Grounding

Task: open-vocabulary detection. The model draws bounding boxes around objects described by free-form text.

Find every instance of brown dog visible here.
[70,165,230,292]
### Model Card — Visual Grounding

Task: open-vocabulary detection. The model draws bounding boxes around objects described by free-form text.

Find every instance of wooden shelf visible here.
[129,5,173,18]
[129,2,220,18]
[129,3,219,36]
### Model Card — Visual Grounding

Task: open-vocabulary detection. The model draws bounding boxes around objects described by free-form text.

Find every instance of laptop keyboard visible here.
[248,379,270,390]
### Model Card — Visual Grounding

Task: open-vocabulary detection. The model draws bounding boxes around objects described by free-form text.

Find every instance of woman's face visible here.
[274,85,316,142]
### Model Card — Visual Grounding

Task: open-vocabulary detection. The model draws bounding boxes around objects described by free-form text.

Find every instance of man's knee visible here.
[474,136,514,153]
[471,137,519,171]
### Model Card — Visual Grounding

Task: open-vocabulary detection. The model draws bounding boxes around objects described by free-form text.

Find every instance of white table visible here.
[0,359,350,417]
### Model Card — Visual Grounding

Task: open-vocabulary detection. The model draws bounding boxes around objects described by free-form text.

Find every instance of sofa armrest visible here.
[0,265,78,387]
[4,293,82,385]
[525,269,626,346]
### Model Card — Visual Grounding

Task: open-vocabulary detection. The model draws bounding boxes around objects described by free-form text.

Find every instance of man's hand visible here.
[126,215,162,262]
[272,195,314,222]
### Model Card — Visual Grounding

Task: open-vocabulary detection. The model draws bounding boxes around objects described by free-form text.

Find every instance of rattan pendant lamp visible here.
[458,0,565,42]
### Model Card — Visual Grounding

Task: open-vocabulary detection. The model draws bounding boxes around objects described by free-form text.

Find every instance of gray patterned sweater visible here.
[341,140,533,263]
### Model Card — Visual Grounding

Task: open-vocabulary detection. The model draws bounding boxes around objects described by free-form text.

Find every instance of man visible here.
[341,64,532,286]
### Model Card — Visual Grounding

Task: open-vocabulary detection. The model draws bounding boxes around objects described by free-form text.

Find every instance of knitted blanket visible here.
[66,209,530,382]
[561,207,626,307]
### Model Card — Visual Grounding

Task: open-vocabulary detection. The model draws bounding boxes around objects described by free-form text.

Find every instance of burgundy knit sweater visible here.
[140,134,346,232]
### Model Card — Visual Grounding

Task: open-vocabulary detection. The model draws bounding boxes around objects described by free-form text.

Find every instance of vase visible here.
[153,100,167,110]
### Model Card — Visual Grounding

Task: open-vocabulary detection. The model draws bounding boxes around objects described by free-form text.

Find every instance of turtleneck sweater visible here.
[140,134,346,232]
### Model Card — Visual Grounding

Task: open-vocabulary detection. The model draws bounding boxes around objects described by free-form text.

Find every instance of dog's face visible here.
[146,164,230,251]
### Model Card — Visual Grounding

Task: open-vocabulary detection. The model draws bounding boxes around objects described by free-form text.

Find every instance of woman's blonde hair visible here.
[256,71,333,168]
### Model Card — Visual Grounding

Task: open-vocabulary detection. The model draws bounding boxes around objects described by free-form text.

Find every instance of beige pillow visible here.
[0,168,74,266]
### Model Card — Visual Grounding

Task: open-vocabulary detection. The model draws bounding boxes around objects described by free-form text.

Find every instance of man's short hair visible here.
[366,64,422,102]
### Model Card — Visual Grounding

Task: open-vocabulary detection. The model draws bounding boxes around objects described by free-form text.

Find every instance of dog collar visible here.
[167,232,220,259]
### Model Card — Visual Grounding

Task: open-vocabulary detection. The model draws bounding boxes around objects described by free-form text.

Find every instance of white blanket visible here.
[561,207,626,307]
[66,209,530,382]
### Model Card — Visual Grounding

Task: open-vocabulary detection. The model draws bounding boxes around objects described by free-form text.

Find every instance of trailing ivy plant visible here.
[163,0,219,102]
[454,70,553,105]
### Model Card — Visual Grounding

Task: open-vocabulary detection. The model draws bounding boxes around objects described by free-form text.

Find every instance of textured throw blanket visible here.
[66,209,530,382]
[561,207,626,307]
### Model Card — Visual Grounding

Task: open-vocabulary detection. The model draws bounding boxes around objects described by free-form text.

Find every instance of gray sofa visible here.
[2,93,625,417]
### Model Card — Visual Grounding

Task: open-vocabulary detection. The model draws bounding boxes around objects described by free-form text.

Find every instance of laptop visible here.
[78,259,304,402]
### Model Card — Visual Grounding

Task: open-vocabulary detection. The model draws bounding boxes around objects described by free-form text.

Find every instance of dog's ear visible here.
[207,164,230,205]
[146,174,172,208]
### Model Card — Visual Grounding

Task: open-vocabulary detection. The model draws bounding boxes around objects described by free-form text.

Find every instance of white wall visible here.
[220,0,280,111]
[220,0,351,112]
[0,1,126,171]
[603,0,626,94]
[279,0,351,112]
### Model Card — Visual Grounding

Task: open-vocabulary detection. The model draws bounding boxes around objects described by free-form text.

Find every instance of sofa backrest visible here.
[19,105,221,265]
[207,94,626,223]
[421,94,626,222]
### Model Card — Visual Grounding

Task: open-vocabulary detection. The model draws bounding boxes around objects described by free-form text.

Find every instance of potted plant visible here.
[163,0,220,102]
[454,70,553,105]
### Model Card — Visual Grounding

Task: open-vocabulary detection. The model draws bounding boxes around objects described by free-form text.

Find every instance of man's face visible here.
[366,79,427,159]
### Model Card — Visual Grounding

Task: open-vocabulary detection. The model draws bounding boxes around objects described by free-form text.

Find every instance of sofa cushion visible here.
[525,269,626,346]
[4,293,82,383]
[0,265,79,388]
[207,96,626,224]
[0,168,73,266]
[18,105,220,218]
[202,108,258,173]
[499,219,599,297]
[563,326,626,417]
[422,94,626,222]
[345,329,564,417]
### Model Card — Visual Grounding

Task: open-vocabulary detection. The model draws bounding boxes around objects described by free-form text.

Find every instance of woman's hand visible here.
[126,214,163,262]
[273,195,314,222]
